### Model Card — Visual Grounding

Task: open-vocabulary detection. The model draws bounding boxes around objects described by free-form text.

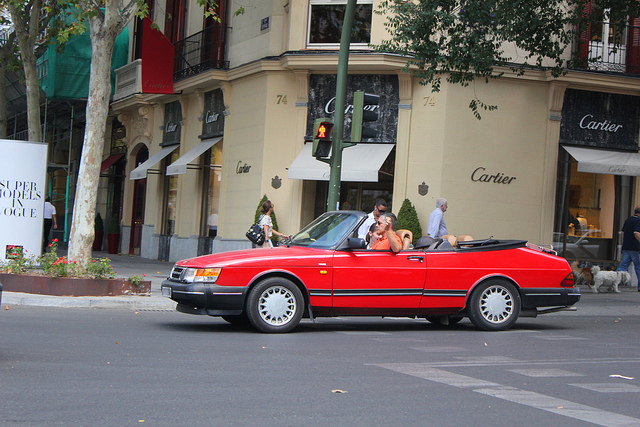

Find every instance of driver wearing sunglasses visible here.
[370,212,403,253]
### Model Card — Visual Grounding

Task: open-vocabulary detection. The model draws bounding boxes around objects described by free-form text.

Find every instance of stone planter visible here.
[107,233,120,254]
[0,273,150,296]
[92,231,104,251]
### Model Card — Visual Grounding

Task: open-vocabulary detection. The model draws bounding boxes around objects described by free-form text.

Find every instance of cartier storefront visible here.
[554,89,640,262]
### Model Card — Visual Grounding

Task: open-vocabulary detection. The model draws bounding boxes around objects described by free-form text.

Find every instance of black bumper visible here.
[520,287,581,309]
[161,279,247,316]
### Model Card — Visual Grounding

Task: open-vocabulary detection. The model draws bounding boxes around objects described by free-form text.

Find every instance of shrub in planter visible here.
[93,212,104,251]
[107,215,120,254]
[397,198,423,247]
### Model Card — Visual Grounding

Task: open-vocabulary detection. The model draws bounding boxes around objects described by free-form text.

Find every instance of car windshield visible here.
[290,212,360,249]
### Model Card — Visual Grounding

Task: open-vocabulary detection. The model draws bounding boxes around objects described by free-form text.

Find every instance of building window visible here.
[307,0,372,47]
[163,149,180,235]
[554,148,632,262]
[202,141,223,238]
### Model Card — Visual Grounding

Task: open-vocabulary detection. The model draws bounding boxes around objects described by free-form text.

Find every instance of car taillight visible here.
[561,272,575,288]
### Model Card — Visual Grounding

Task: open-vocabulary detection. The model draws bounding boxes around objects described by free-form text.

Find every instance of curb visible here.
[2,291,176,310]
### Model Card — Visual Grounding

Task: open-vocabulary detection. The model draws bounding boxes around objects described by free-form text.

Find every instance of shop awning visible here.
[564,145,640,176]
[130,145,179,180]
[166,137,222,175]
[288,143,394,182]
[100,153,124,172]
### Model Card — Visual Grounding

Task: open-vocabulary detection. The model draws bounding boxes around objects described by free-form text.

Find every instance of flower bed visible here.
[0,240,150,297]
[0,273,150,296]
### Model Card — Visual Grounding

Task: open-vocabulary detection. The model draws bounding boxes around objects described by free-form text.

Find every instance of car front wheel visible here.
[246,277,304,333]
[467,279,521,331]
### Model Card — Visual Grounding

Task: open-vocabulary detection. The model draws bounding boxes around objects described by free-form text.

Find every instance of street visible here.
[1,300,640,426]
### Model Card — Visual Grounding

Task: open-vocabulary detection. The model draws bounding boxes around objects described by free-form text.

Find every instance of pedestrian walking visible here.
[616,206,640,291]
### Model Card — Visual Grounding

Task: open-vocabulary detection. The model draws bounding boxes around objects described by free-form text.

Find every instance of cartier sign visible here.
[560,89,640,150]
[471,167,517,184]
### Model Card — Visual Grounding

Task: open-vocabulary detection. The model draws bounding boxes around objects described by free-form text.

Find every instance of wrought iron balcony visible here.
[174,25,230,81]
[569,22,640,75]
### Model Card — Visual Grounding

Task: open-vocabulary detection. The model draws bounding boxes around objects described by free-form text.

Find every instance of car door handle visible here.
[407,256,424,263]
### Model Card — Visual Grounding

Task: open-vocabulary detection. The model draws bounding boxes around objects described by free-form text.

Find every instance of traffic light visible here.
[351,91,380,143]
[312,118,334,158]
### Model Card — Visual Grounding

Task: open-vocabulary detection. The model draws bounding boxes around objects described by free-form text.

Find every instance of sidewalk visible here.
[2,252,176,310]
[3,252,640,314]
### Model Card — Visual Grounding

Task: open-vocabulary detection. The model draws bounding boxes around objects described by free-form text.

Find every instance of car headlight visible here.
[182,267,221,283]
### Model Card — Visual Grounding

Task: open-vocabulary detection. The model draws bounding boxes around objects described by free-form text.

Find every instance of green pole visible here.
[327,0,357,211]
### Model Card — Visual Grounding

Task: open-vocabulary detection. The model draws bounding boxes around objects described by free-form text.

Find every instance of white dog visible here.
[590,266,630,293]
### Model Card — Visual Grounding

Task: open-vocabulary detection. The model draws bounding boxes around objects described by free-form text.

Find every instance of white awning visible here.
[288,143,394,182]
[564,146,640,176]
[129,145,179,180]
[166,137,222,175]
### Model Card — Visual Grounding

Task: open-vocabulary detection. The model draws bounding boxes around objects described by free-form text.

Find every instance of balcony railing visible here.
[174,25,230,81]
[569,22,640,75]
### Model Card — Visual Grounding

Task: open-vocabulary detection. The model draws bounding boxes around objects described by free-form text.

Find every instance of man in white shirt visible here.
[427,198,448,239]
[357,199,387,239]
[43,197,58,251]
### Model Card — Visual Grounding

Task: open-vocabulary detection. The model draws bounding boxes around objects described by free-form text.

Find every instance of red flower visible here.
[142,274,146,277]
[53,238,58,243]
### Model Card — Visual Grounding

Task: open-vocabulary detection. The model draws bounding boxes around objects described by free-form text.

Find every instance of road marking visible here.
[372,364,640,426]
[411,346,467,353]
[569,383,640,393]
[369,357,640,369]
[508,368,584,377]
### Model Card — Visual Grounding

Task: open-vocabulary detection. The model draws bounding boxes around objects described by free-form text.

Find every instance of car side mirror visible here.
[347,238,367,249]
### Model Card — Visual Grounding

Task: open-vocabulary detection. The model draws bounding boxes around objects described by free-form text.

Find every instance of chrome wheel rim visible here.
[258,286,297,326]
[479,285,513,324]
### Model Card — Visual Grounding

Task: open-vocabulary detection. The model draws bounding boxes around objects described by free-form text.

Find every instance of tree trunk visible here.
[7,0,43,142]
[67,10,123,267]
[0,64,6,138]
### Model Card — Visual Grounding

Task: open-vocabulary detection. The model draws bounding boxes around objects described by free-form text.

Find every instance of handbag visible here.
[246,216,266,245]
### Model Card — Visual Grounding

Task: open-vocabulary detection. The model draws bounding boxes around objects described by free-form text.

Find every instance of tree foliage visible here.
[396,198,422,246]
[375,0,640,118]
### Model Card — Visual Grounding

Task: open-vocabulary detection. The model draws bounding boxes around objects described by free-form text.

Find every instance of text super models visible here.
[0,180,42,201]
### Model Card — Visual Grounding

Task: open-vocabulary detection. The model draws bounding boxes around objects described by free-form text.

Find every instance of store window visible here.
[202,141,223,237]
[554,148,632,261]
[162,149,180,235]
[307,0,372,47]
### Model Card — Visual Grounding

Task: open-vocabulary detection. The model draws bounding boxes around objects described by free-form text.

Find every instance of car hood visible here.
[174,246,334,269]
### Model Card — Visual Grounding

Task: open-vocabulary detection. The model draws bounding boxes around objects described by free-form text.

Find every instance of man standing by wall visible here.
[43,196,58,252]
[357,199,387,239]
[616,206,640,291]
[427,198,448,239]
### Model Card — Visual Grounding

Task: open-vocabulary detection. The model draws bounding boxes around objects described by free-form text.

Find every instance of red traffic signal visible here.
[315,122,334,140]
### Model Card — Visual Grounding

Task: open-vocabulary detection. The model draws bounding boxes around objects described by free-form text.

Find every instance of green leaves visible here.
[374,0,590,119]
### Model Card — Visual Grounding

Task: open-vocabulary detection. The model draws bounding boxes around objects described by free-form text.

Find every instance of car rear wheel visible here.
[467,279,520,331]
[246,277,304,333]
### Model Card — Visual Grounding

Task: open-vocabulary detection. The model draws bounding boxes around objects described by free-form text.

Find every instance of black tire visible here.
[221,314,250,326]
[246,277,304,333]
[425,315,463,326]
[467,279,521,331]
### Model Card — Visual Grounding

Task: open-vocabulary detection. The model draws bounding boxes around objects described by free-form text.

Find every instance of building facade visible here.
[102,0,640,264]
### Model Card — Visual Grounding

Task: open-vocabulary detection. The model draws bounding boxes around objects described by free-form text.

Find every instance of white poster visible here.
[0,139,48,261]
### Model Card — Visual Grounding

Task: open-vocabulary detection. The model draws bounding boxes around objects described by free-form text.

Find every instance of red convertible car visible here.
[161,211,579,333]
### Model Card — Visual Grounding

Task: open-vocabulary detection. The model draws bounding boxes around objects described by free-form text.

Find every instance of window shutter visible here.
[577,0,593,67]
[627,16,640,74]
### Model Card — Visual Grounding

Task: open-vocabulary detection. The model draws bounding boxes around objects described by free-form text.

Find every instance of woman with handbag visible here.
[259,200,290,248]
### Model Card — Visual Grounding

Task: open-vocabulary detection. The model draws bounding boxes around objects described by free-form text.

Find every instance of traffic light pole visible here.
[327,0,357,211]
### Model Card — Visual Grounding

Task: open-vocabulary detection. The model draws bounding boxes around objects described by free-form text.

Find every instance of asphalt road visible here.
[1,303,639,426]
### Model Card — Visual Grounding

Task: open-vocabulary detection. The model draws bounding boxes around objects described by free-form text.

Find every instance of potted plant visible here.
[107,215,120,254]
[92,212,104,251]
